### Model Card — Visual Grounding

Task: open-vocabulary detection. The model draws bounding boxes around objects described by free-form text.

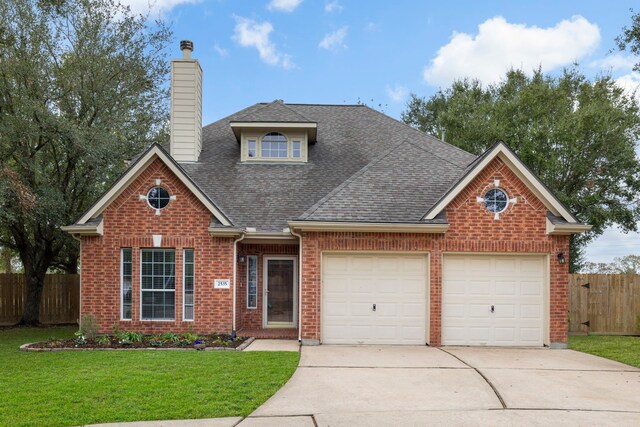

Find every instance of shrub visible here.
[147,335,164,347]
[96,335,110,346]
[78,314,99,340]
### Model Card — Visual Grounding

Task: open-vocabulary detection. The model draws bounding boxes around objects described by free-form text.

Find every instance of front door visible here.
[264,256,297,327]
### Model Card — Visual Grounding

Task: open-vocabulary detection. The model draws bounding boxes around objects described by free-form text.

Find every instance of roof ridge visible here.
[299,140,410,220]
[404,139,470,170]
[202,102,264,129]
[233,100,314,123]
[359,105,478,160]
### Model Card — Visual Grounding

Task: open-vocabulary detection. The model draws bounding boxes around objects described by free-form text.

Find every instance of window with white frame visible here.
[121,248,132,320]
[261,132,288,158]
[141,249,175,320]
[243,132,306,161]
[183,249,194,321]
[247,255,258,309]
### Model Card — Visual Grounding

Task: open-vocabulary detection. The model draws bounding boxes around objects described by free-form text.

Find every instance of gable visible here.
[74,144,231,227]
[424,142,579,224]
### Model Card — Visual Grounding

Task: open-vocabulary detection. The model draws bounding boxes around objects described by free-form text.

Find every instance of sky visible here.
[122,0,639,263]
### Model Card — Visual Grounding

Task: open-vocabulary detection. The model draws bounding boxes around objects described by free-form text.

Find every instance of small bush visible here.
[96,335,110,346]
[78,314,99,340]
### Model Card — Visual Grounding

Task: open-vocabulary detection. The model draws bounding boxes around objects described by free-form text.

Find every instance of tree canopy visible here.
[582,255,640,274]
[401,68,640,271]
[0,0,171,324]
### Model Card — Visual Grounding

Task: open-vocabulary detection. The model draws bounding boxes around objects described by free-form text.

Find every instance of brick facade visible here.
[299,157,570,346]
[80,156,570,345]
[80,158,235,334]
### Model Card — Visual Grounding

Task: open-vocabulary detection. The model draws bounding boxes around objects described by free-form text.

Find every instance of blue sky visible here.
[125,0,639,263]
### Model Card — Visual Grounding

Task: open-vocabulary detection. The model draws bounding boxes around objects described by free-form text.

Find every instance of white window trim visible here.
[241,131,308,162]
[120,248,132,321]
[183,249,194,321]
[139,248,176,322]
[246,255,258,309]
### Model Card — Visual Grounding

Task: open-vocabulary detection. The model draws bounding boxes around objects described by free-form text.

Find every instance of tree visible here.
[617,9,640,71]
[0,0,171,324]
[582,255,640,274]
[402,68,640,272]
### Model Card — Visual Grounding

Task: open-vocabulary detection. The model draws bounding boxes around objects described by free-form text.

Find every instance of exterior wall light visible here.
[237,255,246,263]
[557,252,566,265]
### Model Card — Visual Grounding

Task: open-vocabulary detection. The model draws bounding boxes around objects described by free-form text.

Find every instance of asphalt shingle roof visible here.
[180,102,477,232]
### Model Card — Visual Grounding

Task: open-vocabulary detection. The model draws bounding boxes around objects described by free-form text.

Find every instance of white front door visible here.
[322,253,428,345]
[263,256,297,327]
[442,254,545,346]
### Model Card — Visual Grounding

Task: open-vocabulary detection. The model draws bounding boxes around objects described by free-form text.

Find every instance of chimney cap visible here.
[180,40,194,52]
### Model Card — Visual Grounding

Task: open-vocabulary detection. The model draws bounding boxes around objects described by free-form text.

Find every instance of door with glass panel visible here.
[263,256,297,327]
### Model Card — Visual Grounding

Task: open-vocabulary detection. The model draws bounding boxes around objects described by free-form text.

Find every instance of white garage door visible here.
[322,253,427,345]
[443,255,545,346]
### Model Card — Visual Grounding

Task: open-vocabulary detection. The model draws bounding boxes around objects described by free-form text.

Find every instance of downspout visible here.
[289,227,303,343]
[232,231,246,338]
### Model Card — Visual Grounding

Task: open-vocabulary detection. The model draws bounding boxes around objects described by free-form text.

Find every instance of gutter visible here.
[60,221,104,236]
[289,227,303,343]
[545,220,592,235]
[287,220,449,233]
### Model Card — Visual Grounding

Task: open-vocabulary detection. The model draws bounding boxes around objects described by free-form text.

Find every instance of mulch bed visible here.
[22,334,251,351]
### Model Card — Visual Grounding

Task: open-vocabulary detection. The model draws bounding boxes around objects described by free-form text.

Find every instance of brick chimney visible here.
[170,40,202,162]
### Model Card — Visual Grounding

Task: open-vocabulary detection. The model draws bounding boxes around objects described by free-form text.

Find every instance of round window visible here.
[484,188,508,213]
[147,186,170,210]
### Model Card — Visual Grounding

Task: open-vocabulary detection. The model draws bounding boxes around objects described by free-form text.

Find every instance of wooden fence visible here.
[569,274,640,335]
[0,274,79,325]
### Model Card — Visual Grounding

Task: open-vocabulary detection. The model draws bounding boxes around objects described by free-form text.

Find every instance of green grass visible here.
[0,326,299,427]
[569,335,640,368]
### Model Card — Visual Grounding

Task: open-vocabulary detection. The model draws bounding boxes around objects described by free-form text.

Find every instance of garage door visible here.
[322,253,427,345]
[443,255,545,346]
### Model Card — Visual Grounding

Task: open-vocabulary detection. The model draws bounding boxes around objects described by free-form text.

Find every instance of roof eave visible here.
[60,220,104,237]
[208,227,245,237]
[288,220,449,233]
[546,219,592,235]
[229,122,318,143]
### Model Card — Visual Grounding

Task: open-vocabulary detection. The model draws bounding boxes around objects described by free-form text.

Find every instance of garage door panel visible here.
[495,281,517,296]
[323,254,427,345]
[443,255,545,347]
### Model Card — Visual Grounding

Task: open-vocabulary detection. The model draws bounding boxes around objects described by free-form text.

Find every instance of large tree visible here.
[402,68,640,272]
[0,0,171,324]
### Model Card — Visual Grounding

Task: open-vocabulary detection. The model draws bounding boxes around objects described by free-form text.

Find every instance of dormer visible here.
[230,100,317,163]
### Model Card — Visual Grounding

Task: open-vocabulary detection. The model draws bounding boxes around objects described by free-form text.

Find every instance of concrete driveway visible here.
[242,345,640,426]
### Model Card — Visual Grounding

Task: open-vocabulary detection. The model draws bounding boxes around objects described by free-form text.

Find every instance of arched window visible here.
[261,132,289,158]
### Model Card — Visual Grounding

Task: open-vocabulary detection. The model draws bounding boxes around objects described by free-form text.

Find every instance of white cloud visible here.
[319,26,348,50]
[119,0,199,14]
[616,72,640,102]
[385,84,408,103]
[424,15,601,87]
[325,1,343,13]
[213,43,228,57]
[590,54,636,72]
[267,0,302,13]
[232,16,294,69]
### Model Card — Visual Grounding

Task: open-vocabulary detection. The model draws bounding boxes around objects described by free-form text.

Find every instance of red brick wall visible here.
[300,157,570,346]
[236,243,299,330]
[80,157,235,334]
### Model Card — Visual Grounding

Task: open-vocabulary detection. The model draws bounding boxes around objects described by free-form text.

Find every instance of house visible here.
[62,41,591,348]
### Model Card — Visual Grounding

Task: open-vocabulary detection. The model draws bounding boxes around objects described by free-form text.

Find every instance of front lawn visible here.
[0,326,299,427]
[569,335,640,368]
